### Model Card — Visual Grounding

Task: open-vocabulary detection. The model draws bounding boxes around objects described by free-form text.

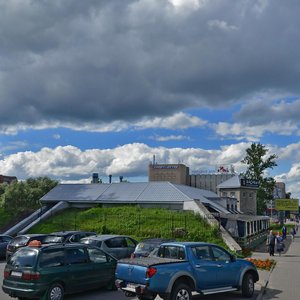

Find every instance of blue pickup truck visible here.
[115,242,259,300]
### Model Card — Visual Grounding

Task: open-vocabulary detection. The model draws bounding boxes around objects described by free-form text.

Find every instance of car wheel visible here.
[170,283,192,300]
[241,273,254,298]
[46,283,64,300]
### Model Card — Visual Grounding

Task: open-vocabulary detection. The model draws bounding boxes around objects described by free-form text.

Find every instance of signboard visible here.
[275,199,299,211]
[153,165,178,169]
[240,178,260,188]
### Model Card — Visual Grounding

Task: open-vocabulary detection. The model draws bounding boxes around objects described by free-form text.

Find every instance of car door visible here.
[86,247,117,288]
[210,245,240,287]
[38,248,68,288]
[104,237,128,259]
[65,247,94,292]
[190,245,218,290]
[125,237,137,258]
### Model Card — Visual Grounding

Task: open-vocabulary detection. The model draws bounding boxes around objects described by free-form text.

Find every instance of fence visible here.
[46,209,220,240]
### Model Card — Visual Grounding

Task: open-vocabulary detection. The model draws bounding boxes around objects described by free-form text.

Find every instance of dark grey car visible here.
[43,231,96,244]
[80,235,137,259]
[0,235,12,259]
[6,234,48,261]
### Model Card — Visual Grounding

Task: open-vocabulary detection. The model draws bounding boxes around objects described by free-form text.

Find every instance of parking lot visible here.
[0,260,260,300]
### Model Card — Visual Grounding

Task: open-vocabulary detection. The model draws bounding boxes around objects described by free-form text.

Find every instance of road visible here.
[0,261,259,300]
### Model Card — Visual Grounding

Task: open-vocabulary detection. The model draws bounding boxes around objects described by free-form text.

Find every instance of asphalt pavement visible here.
[252,228,300,300]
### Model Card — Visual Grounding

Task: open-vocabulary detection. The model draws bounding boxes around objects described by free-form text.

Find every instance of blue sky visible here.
[1,0,300,198]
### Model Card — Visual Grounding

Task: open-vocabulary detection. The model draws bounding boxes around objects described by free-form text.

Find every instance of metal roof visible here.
[41,182,227,209]
[217,175,242,189]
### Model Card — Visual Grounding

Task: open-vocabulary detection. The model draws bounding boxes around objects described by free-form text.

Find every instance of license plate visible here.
[11,271,22,277]
[127,283,137,290]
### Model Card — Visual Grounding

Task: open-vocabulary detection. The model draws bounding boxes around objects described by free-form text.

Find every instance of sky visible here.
[1,0,300,197]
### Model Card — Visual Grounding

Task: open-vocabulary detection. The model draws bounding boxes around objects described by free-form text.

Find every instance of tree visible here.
[2,177,58,215]
[241,143,278,215]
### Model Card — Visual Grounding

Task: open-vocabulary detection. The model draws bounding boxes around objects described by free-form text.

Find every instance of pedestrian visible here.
[291,227,296,240]
[266,230,276,256]
[276,232,285,256]
[282,225,287,239]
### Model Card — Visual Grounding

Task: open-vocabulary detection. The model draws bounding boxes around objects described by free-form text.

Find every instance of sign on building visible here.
[275,199,299,211]
[240,178,260,188]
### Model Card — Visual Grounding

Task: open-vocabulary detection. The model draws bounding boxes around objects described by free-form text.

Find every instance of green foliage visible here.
[0,177,58,216]
[241,143,278,215]
[0,207,12,229]
[29,206,225,247]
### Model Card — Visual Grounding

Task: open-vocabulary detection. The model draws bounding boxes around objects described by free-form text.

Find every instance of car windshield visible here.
[80,238,98,245]
[136,242,157,252]
[10,236,29,246]
[43,236,64,243]
[9,248,38,268]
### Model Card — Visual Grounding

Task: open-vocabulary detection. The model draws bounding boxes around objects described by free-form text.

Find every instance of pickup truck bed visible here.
[119,257,186,267]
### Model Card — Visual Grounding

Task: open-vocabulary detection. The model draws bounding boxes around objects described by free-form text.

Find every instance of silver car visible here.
[80,235,137,259]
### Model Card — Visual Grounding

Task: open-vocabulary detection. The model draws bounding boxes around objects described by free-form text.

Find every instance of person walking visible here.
[291,226,296,240]
[267,230,276,256]
[276,232,285,256]
[282,225,287,239]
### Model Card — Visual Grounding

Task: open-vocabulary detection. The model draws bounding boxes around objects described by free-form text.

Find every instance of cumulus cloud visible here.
[0,143,251,181]
[134,112,207,130]
[212,121,298,141]
[1,1,300,132]
[0,112,207,134]
[150,134,190,141]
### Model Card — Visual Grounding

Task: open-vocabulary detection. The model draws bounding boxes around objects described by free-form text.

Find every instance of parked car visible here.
[0,235,12,259]
[6,234,48,261]
[131,238,175,258]
[2,241,117,300]
[80,235,138,259]
[43,230,96,244]
[116,242,259,300]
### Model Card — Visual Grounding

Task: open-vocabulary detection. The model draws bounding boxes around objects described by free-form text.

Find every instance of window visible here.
[191,246,211,260]
[2,236,12,242]
[125,237,136,247]
[87,248,107,263]
[211,246,231,262]
[105,237,126,248]
[9,248,38,267]
[158,246,185,259]
[230,192,235,197]
[66,248,89,264]
[39,249,64,268]
[249,192,253,198]
[222,192,228,197]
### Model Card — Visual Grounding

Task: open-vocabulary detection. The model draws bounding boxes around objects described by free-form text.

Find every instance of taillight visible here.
[4,270,10,278]
[146,267,157,278]
[22,271,40,280]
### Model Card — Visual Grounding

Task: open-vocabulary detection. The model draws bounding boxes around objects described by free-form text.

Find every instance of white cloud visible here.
[151,134,190,141]
[0,143,250,181]
[212,121,298,141]
[135,112,207,130]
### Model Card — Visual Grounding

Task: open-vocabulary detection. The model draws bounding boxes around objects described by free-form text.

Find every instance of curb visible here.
[255,264,275,300]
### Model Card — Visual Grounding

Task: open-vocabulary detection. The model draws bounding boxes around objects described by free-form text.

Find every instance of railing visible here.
[234,230,268,249]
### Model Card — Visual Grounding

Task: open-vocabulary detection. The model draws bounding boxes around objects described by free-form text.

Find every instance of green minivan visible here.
[2,242,117,300]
